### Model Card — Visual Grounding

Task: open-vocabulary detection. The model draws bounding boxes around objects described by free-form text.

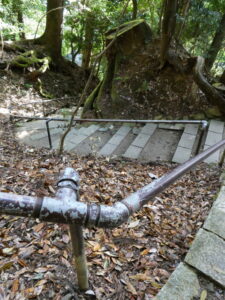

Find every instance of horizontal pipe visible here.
[0,139,224,227]
[10,114,208,128]
[0,192,41,218]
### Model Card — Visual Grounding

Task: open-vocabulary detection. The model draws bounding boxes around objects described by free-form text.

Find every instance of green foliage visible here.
[0,0,224,74]
[181,0,225,56]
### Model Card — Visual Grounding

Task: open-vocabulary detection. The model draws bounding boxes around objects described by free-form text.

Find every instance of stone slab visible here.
[99,143,116,156]
[204,206,225,239]
[98,126,131,156]
[78,125,99,136]
[18,120,67,131]
[64,126,100,150]
[123,124,156,159]
[30,127,64,141]
[51,137,60,149]
[213,185,225,207]
[140,123,157,135]
[172,146,192,163]
[178,133,196,149]
[154,263,200,300]
[132,133,151,148]
[105,134,123,146]
[158,123,184,130]
[205,131,222,146]
[208,120,224,134]
[67,135,87,149]
[17,129,38,140]
[116,125,131,136]
[123,145,142,159]
[203,145,220,163]
[185,229,225,288]
[184,124,199,135]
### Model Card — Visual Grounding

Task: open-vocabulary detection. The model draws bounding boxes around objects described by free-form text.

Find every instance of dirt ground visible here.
[0,44,218,121]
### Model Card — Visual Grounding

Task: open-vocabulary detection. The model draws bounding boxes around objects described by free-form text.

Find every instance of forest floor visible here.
[0,45,218,120]
[0,51,225,299]
[0,119,223,299]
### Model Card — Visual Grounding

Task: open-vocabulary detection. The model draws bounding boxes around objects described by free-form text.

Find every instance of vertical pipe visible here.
[69,186,88,291]
[46,119,52,149]
[69,223,89,290]
[57,168,88,290]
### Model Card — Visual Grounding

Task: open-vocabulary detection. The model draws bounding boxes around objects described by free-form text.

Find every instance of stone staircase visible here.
[16,119,225,164]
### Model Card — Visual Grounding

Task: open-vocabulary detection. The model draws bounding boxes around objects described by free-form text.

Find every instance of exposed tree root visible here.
[193,56,225,114]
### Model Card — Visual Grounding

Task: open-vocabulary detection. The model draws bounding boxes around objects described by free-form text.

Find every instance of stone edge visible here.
[154,172,225,300]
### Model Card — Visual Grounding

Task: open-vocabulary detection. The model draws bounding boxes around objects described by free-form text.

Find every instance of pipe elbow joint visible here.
[86,202,130,228]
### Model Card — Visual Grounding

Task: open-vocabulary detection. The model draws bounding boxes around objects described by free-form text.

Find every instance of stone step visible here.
[123,123,157,159]
[30,127,65,141]
[74,129,114,157]
[51,127,83,149]
[17,119,68,131]
[172,124,200,163]
[99,125,131,157]
[63,124,100,151]
[158,123,184,130]
[204,120,224,164]
[185,229,225,288]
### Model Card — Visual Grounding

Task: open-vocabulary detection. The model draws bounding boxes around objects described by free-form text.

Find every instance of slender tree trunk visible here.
[176,0,190,38]
[205,11,225,70]
[38,0,64,63]
[158,0,165,34]
[160,0,178,67]
[132,0,138,20]
[12,0,25,39]
[82,12,95,70]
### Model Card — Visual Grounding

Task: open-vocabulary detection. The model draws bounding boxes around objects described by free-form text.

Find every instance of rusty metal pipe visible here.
[1,138,225,227]
[0,192,42,218]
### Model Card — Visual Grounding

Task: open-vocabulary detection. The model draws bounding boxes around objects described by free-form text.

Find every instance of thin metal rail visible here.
[11,114,208,149]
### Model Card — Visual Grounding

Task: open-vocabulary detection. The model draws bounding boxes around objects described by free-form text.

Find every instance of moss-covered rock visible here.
[205,106,223,118]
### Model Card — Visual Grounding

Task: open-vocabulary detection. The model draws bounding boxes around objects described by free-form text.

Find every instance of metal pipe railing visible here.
[11,114,208,149]
[1,137,224,228]
[1,138,225,289]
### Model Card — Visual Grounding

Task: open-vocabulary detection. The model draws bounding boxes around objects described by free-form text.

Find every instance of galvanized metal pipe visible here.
[56,168,88,290]
[0,138,225,228]
[11,114,208,128]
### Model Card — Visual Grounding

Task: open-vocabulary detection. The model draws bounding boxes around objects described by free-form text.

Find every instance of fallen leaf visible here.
[200,290,207,300]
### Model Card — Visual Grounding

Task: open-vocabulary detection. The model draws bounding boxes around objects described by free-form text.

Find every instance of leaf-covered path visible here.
[0,120,222,299]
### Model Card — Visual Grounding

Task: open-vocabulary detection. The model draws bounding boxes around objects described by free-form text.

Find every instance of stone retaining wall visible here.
[154,173,225,299]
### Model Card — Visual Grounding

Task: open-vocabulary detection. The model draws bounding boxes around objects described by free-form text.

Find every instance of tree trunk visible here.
[82,12,95,70]
[205,11,225,70]
[38,0,64,63]
[12,0,25,39]
[176,0,190,38]
[160,0,178,67]
[132,0,138,20]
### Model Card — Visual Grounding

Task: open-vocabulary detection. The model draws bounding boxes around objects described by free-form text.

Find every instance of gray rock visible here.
[204,206,225,239]
[208,120,224,134]
[154,263,200,300]
[172,146,192,163]
[185,229,225,288]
